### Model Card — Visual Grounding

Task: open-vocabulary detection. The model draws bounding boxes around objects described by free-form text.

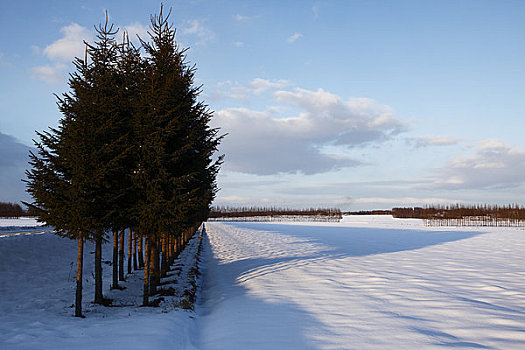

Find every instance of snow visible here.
[196,216,525,349]
[0,217,41,227]
[0,224,203,350]
[1,216,525,349]
[0,217,51,236]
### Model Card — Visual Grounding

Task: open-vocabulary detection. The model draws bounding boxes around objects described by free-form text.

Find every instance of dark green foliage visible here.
[133,6,222,238]
[25,6,222,313]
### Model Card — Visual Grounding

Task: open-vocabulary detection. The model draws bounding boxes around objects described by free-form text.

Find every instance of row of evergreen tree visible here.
[24,7,222,317]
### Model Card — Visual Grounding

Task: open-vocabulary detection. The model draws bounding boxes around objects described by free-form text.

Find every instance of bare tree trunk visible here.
[168,234,173,266]
[128,228,133,274]
[119,229,125,281]
[138,233,144,269]
[176,234,180,257]
[142,236,150,306]
[160,234,168,277]
[75,231,84,317]
[94,234,104,304]
[156,238,161,284]
[112,230,119,289]
[133,229,138,270]
[150,241,158,295]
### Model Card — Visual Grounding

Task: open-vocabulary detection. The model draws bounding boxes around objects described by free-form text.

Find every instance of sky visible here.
[1,0,525,211]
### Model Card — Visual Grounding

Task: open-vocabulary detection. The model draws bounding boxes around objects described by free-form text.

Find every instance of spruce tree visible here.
[27,7,223,313]
[25,46,96,317]
[27,15,125,310]
[134,5,222,304]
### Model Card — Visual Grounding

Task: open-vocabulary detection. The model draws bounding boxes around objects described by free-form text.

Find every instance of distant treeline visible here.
[0,202,28,218]
[392,204,525,227]
[345,210,392,215]
[391,207,425,218]
[209,206,342,220]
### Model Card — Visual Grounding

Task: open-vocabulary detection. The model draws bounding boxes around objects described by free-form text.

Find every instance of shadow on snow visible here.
[227,222,483,258]
[194,223,486,349]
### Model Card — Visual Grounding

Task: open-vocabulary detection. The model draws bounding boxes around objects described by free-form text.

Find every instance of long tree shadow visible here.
[228,222,484,258]
[195,223,487,349]
[195,234,328,350]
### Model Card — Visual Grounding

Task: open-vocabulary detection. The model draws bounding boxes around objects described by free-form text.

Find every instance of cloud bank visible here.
[287,33,303,44]
[433,139,525,190]
[407,135,462,148]
[181,19,215,46]
[212,81,407,175]
[0,132,33,202]
[32,23,93,83]
[32,21,149,83]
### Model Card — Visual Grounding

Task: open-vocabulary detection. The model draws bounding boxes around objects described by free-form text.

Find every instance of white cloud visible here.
[0,132,33,202]
[213,78,289,100]
[32,23,92,83]
[216,195,250,203]
[124,22,149,43]
[234,14,251,22]
[408,135,462,148]
[273,88,405,146]
[31,64,66,83]
[234,41,245,48]
[245,78,289,95]
[181,19,215,46]
[354,197,459,205]
[42,23,92,62]
[287,32,303,44]
[432,139,525,190]
[212,85,406,175]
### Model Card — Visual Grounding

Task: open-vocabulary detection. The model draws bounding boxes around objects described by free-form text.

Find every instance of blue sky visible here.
[1,0,525,210]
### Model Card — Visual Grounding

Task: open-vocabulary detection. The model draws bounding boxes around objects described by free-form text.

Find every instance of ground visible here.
[1,216,524,349]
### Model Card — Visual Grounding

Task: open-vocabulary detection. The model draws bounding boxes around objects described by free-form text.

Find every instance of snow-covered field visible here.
[1,216,524,349]
[0,217,52,236]
[0,225,202,350]
[197,216,525,349]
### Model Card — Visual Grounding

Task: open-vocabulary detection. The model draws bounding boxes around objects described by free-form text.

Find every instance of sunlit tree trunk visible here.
[94,234,104,304]
[75,231,84,317]
[112,230,119,288]
[119,229,125,281]
[133,229,138,270]
[138,233,144,269]
[128,228,133,274]
[142,236,150,306]
[161,234,168,277]
[150,241,158,295]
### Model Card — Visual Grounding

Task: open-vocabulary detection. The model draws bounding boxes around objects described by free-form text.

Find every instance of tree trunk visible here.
[160,234,168,277]
[119,229,125,281]
[138,233,144,269]
[94,234,103,304]
[112,230,119,288]
[168,234,173,266]
[133,229,138,270]
[150,241,158,295]
[128,228,133,274]
[142,236,150,306]
[156,239,161,283]
[75,231,84,317]
[176,234,180,257]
